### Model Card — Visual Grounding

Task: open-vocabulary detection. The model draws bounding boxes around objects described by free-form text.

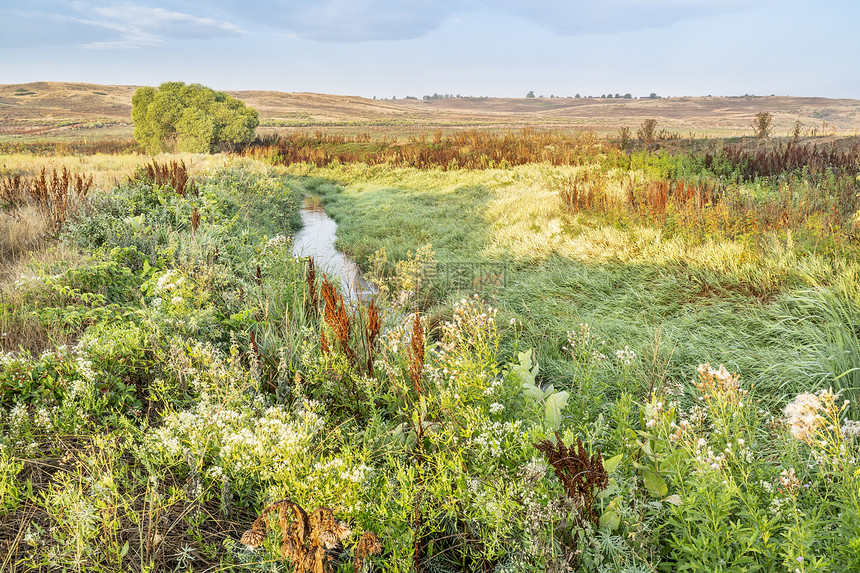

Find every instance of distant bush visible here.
[638,118,658,145]
[131,82,259,154]
[752,111,773,138]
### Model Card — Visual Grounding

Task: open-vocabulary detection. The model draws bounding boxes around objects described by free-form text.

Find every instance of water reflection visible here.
[291,196,376,301]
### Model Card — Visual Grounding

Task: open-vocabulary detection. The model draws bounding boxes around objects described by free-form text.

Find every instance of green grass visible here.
[298,162,860,410]
[4,150,860,572]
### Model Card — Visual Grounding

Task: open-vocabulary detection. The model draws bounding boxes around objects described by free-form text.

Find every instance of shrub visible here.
[132,82,259,154]
[638,119,658,145]
[753,111,773,139]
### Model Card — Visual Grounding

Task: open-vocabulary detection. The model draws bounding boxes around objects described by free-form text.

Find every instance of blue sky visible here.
[1,0,858,99]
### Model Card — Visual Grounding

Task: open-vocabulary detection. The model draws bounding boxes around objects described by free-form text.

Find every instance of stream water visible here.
[291,196,376,301]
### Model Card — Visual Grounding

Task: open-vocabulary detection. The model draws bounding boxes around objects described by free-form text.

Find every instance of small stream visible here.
[291,196,376,301]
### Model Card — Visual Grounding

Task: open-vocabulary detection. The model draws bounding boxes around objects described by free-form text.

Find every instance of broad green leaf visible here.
[599,509,621,530]
[522,381,544,402]
[603,453,623,474]
[545,391,569,429]
[642,467,668,498]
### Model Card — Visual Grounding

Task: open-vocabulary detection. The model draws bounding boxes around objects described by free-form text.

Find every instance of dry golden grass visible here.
[0,205,49,270]
[0,205,81,353]
[3,82,860,141]
[0,152,225,190]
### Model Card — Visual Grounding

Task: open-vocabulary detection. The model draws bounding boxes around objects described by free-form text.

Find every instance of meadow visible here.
[2,128,860,572]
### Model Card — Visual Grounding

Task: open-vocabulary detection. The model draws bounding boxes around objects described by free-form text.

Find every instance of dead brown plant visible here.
[240,499,380,572]
[137,160,196,196]
[533,432,608,526]
[24,167,92,235]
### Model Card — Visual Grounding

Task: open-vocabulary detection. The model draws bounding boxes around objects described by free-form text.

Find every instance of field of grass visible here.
[4,82,860,143]
[2,130,860,572]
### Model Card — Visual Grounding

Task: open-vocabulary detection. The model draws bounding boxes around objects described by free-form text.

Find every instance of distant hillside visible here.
[2,81,860,140]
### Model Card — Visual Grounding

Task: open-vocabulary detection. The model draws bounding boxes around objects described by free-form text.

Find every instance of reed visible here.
[0,173,28,209]
[18,166,92,235]
[136,160,196,196]
[245,129,609,171]
[705,141,860,180]
[0,138,140,156]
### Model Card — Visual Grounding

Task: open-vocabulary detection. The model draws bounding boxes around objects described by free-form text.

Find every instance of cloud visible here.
[476,0,768,35]
[0,8,118,48]
[0,0,773,51]
[0,1,241,50]
[195,0,769,42]
[204,0,459,42]
[84,3,242,47]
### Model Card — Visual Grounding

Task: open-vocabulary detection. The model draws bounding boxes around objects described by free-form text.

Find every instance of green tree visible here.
[132,82,259,154]
[526,90,535,98]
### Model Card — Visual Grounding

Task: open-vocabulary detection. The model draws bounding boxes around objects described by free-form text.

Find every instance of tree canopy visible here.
[132,82,259,154]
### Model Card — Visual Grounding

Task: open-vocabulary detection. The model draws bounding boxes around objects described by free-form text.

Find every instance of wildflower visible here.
[266,234,287,249]
[489,402,505,414]
[695,363,746,404]
[10,403,28,430]
[842,420,860,440]
[35,408,53,430]
[779,467,800,494]
[614,346,636,366]
[784,392,825,443]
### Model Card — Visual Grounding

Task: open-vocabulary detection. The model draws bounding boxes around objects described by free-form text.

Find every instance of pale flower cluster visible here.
[265,234,288,249]
[563,323,607,364]
[784,392,826,443]
[437,295,498,360]
[308,457,373,486]
[784,388,852,466]
[842,419,860,440]
[431,295,501,400]
[778,467,800,494]
[9,403,28,432]
[694,436,728,471]
[695,363,747,404]
[614,346,636,366]
[145,396,324,478]
[154,269,185,294]
[471,419,525,460]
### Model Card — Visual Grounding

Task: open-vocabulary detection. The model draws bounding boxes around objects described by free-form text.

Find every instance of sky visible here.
[1,0,858,99]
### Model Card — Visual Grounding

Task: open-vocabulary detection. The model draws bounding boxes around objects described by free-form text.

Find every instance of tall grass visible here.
[776,287,860,416]
[0,138,140,156]
[706,140,860,180]
[4,148,860,570]
[247,129,608,170]
[301,160,860,412]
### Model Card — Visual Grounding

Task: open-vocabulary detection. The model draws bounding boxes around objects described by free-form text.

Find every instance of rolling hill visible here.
[2,81,859,140]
